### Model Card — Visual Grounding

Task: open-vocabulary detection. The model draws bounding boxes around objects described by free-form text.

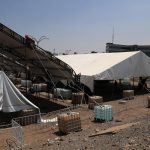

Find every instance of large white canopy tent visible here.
[0,71,38,112]
[57,51,150,92]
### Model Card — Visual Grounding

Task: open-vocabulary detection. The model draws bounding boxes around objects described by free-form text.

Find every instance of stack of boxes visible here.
[58,112,81,134]
[88,96,103,109]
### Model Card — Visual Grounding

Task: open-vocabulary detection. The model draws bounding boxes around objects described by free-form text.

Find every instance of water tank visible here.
[33,84,47,92]
[21,80,32,88]
[58,112,81,134]
[94,105,113,121]
[54,88,72,99]
[20,72,26,79]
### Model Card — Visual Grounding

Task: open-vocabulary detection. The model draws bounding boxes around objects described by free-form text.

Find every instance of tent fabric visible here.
[57,51,150,92]
[0,71,38,112]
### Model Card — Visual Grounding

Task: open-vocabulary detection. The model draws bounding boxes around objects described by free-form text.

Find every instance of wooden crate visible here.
[88,96,103,109]
[19,108,39,126]
[58,112,81,134]
[123,90,134,100]
[88,96,103,103]
[88,103,97,110]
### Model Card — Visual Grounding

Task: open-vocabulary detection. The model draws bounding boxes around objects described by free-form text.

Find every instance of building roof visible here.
[0,23,75,82]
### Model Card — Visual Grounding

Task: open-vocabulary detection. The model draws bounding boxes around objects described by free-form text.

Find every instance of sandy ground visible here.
[0,93,150,150]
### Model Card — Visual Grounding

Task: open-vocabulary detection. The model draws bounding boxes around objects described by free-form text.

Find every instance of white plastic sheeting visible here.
[0,71,38,112]
[57,51,150,92]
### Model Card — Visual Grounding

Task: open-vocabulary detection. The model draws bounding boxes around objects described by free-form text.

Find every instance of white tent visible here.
[57,51,150,92]
[0,71,38,112]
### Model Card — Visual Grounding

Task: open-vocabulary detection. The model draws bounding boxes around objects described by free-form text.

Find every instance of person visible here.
[114,80,118,92]
[25,35,35,47]
[137,77,147,90]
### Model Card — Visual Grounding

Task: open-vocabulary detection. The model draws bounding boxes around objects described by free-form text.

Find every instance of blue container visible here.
[94,105,113,121]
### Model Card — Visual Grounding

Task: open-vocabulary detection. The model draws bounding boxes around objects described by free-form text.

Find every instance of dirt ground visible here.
[0,93,150,150]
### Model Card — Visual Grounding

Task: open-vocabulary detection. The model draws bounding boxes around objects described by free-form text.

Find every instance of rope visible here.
[34,46,88,97]
[43,51,105,106]
[31,45,103,108]
[37,48,86,92]
[31,45,72,111]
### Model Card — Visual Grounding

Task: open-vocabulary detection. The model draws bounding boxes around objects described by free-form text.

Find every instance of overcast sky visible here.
[0,0,150,54]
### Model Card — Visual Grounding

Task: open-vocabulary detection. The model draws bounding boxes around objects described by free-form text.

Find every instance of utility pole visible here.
[53,48,56,55]
[112,26,115,43]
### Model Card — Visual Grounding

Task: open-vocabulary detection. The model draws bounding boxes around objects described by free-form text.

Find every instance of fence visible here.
[104,94,148,115]
[12,120,24,147]
[10,95,149,131]
[0,95,149,149]
[12,114,41,126]
[11,105,81,134]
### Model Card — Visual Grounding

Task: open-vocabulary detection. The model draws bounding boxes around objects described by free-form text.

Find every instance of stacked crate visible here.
[123,90,134,100]
[58,112,81,134]
[72,92,84,105]
[19,108,39,126]
[88,96,103,109]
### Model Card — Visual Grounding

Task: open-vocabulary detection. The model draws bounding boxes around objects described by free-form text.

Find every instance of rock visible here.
[143,138,148,142]
[95,129,99,133]
[51,127,55,130]
[60,137,64,141]
[47,139,55,146]
[128,139,135,145]
[126,136,130,138]
[55,137,61,141]
[42,142,47,147]
[90,146,94,149]
[83,138,88,142]
[115,119,122,122]
[112,143,117,147]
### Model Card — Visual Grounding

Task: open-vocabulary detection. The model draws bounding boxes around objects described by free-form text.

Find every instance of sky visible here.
[0,0,150,54]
